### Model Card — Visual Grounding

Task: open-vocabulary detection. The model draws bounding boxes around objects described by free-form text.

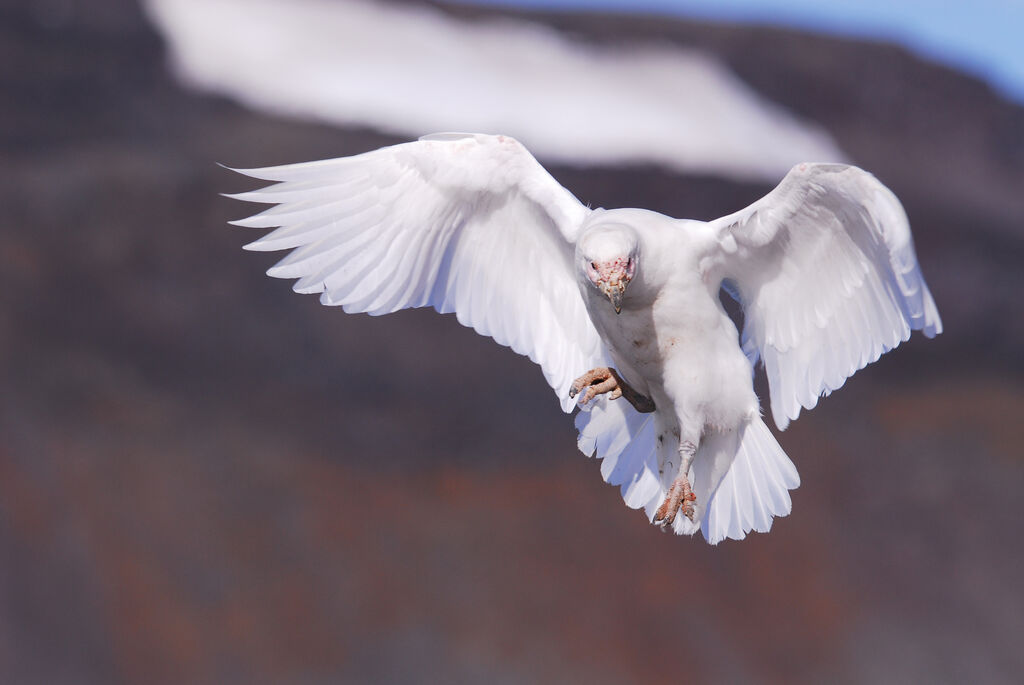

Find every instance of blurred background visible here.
[2,0,1022,682]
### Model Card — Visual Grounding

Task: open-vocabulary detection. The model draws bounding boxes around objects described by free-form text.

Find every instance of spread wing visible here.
[226,133,605,411]
[704,163,942,430]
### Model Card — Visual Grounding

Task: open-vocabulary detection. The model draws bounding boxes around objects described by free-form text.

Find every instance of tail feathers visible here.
[575,396,661,510]
[702,418,800,544]
[576,399,799,544]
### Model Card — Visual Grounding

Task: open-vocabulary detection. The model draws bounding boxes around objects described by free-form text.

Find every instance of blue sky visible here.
[455,0,1024,104]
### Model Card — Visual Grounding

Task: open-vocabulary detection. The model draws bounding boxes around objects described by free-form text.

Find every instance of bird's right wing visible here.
[226,133,606,411]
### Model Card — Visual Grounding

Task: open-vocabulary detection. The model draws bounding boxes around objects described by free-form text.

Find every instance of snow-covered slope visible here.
[144,0,844,180]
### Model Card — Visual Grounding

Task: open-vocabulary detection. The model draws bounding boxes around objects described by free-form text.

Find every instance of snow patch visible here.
[144,0,845,180]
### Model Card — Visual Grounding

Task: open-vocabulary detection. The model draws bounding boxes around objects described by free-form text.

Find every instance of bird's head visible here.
[578,225,639,314]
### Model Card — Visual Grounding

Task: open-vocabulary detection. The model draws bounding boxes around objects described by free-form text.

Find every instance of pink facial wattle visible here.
[590,256,634,286]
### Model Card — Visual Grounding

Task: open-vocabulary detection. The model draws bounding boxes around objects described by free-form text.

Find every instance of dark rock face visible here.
[1,1,1022,683]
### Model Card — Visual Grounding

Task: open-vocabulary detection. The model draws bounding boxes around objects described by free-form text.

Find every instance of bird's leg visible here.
[569,367,655,413]
[654,440,698,528]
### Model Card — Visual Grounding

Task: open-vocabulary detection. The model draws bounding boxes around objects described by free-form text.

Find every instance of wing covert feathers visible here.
[708,163,942,430]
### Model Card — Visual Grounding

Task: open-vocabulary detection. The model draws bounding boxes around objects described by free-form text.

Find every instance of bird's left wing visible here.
[702,163,942,430]
[226,133,604,411]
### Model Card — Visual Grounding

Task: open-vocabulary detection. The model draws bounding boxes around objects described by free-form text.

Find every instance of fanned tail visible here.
[575,397,661,511]
[577,401,799,544]
[701,417,800,544]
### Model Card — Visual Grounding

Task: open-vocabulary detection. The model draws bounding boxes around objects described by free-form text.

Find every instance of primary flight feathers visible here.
[228,133,601,413]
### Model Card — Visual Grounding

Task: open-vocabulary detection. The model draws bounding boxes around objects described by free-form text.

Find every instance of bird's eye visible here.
[590,261,598,270]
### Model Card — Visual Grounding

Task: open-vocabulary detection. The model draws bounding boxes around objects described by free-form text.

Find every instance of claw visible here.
[571,367,656,413]
[570,367,613,405]
[653,474,696,527]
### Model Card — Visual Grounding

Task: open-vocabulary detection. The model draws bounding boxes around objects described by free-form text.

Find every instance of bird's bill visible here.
[600,281,627,314]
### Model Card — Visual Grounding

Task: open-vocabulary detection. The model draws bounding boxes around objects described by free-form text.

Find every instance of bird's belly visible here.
[593,309,665,390]
[597,303,758,431]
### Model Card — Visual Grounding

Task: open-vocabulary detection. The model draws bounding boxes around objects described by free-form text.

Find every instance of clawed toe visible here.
[653,507,676,529]
[681,491,696,521]
[570,367,653,413]
[653,476,696,529]
[569,367,616,404]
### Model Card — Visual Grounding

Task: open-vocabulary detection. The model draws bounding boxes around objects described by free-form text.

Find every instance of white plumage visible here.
[227,133,941,544]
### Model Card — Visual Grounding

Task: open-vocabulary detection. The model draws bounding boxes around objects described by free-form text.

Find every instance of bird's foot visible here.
[653,474,696,529]
[569,367,621,403]
[569,367,656,413]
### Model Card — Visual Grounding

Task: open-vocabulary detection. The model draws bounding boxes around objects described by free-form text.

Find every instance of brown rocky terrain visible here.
[1,0,1022,682]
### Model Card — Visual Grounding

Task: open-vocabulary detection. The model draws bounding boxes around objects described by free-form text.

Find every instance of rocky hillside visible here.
[1,0,1021,682]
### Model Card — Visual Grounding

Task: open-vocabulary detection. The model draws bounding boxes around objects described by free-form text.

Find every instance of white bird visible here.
[226,132,941,543]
